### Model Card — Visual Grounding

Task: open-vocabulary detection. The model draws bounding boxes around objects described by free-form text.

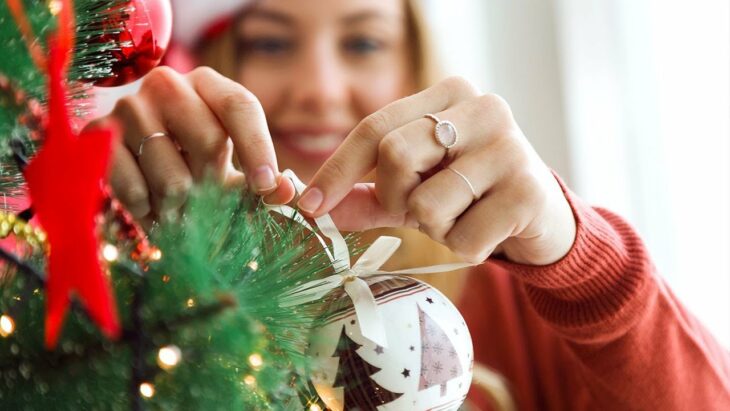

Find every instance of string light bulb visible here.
[248,353,263,370]
[48,0,63,15]
[246,260,259,271]
[149,247,162,261]
[243,375,256,386]
[309,404,323,411]
[0,314,15,337]
[102,244,119,262]
[139,382,155,398]
[157,345,182,370]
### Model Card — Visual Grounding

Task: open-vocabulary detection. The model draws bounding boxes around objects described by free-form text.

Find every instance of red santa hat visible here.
[163,0,253,71]
[170,0,253,48]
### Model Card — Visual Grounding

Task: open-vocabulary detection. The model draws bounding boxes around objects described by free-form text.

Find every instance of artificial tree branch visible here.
[129,279,145,411]
[0,292,239,373]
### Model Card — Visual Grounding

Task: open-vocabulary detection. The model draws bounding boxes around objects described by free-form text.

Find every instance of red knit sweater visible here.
[458,185,730,410]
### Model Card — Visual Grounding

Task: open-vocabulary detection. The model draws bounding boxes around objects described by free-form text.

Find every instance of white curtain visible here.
[554,0,730,347]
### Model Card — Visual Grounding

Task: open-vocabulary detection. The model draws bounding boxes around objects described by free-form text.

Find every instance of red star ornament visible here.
[24,38,121,349]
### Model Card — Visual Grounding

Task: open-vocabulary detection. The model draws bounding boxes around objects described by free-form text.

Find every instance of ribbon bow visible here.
[266,170,472,348]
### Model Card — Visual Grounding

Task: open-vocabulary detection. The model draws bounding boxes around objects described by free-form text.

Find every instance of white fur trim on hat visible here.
[171,0,251,47]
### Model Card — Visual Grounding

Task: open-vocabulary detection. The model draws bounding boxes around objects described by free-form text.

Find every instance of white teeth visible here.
[289,133,342,153]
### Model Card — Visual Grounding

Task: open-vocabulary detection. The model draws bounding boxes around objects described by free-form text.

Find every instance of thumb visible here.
[223,169,296,205]
[328,183,418,231]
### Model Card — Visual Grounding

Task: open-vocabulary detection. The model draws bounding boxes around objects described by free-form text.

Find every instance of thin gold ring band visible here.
[447,167,478,201]
[137,132,169,157]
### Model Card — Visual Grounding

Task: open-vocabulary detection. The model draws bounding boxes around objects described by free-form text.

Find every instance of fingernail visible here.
[252,166,277,192]
[297,188,323,214]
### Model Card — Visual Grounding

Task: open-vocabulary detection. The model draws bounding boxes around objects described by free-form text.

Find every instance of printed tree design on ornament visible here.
[332,325,402,410]
[418,305,463,396]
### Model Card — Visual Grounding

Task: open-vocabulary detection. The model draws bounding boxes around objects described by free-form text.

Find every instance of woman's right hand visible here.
[89,66,294,222]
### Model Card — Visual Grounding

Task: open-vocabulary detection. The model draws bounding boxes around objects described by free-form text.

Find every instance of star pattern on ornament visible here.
[426,297,434,304]
[409,345,415,352]
[401,368,410,378]
[350,319,356,325]
[432,342,444,355]
[374,345,384,355]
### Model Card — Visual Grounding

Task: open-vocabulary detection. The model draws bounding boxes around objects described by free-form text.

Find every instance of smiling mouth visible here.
[276,132,346,159]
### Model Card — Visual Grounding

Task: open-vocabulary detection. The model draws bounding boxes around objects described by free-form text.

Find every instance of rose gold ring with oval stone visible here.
[424,113,459,150]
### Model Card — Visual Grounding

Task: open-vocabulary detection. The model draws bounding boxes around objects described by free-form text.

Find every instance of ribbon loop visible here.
[267,170,473,348]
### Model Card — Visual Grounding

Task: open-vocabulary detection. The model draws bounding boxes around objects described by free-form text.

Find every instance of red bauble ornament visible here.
[94,0,172,87]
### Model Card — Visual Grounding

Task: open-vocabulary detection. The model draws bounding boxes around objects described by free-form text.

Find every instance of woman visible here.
[96,0,730,409]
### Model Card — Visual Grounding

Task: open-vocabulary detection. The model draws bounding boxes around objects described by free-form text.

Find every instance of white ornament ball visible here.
[309,275,473,411]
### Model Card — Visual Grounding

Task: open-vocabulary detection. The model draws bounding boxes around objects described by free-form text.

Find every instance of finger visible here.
[110,138,151,219]
[113,95,192,216]
[404,162,478,243]
[223,149,294,206]
[263,178,296,205]
[375,122,443,214]
[85,117,152,219]
[408,149,503,232]
[376,98,508,215]
[223,166,247,190]
[328,183,418,232]
[190,67,281,194]
[445,192,522,263]
[300,76,480,216]
[418,221,454,244]
[139,67,230,182]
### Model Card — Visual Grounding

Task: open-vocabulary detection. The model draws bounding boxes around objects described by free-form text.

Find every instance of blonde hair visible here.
[198,1,514,408]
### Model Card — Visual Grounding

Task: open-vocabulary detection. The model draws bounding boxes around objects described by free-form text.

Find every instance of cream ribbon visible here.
[266,170,473,348]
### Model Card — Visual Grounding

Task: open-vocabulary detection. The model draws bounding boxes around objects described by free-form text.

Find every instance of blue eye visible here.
[344,37,382,54]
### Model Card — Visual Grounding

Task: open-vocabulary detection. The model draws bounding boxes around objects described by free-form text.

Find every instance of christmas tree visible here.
[0,1,334,409]
[332,324,402,410]
[417,305,462,397]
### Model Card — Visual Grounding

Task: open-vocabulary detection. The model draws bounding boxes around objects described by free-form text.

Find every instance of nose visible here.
[288,37,349,114]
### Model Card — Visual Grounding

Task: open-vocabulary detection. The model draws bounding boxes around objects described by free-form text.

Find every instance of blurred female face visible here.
[236,0,416,180]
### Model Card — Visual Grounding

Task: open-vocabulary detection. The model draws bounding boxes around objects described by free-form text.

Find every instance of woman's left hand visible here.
[297,76,576,265]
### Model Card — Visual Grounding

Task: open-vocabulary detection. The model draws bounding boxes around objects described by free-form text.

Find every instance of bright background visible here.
[425,0,730,347]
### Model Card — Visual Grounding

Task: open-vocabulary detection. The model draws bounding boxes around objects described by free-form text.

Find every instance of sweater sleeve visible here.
[492,176,730,409]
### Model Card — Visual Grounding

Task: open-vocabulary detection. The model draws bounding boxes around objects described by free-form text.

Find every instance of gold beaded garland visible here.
[0,211,46,248]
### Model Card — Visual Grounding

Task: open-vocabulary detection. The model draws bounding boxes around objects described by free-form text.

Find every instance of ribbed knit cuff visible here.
[492,175,657,343]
